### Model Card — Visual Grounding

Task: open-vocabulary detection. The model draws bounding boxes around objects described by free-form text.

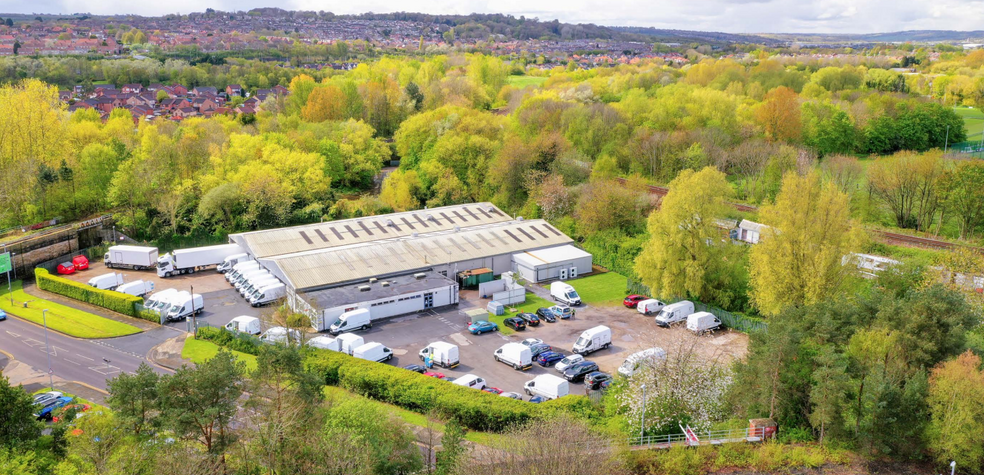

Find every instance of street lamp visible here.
[640,384,647,440]
[42,309,54,391]
[951,461,956,475]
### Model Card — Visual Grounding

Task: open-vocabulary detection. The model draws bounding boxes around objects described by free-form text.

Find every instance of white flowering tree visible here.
[616,338,733,435]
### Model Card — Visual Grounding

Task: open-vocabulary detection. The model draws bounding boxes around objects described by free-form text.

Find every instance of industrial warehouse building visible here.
[512,245,593,283]
[227,203,591,330]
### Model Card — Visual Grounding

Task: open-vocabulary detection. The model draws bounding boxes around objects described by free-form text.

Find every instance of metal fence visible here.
[626,278,767,333]
[627,426,768,448]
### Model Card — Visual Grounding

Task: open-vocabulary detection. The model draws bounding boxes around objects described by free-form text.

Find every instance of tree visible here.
[404,81,424,111]
[749,171,860,316]
[435,418,466,475]
[927,351,984,473]
[756,86,801,142]
[106,362,160,436]
[867,150,947,230]
[380,169,422,211]
[945,160,984,239]
[634,167,745,308]
[820,154,863,194]
[156,89,169,103]
[322,398,423,475]
[0,374,42,447]
[575,178,643,235]
[808,345,849,444]
[301,85,346,122]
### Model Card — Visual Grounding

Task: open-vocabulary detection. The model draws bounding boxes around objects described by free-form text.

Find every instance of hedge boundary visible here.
[35,268,150,321]
[196,327,262,355]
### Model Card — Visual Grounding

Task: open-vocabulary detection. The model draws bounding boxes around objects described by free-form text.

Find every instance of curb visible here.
[2,311,142,340]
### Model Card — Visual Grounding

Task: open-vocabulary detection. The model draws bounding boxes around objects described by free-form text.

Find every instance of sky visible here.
[1,0,982,34]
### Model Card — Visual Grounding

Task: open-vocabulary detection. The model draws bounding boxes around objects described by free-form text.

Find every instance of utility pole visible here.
[191,284,197,335]
[944,124,950,154]
[42,309,54,391]
[640,384,647,440]
[2,244,11,306]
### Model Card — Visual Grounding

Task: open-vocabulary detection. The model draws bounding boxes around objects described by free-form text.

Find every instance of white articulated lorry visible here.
[104,246,159,270]
[157,243,243,277]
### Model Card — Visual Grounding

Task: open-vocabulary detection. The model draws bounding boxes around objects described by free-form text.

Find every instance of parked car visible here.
[536,351,565,367]
[549,305,574,320]
[623,294,648,308]
[0,309,6,321]
[528,395,547,403]
[71,255,90,271]
[520,338,544,347]
[562,361,599,382]
[503,317,527,331]
[482,387,504,395]
[517,312,540,326]
[423,371,446,379]
[500,392,524,400]
[32,391,63,406]
[535,307,557,323]
[35,396,73,420]
[554,354,584,373]
[584,372,613,390]
[528,343,553,358]
[468,320,498,335]
[452,374,486,390]
[52,403,91,423]
[403,364,426,374]
[56,262,76,275]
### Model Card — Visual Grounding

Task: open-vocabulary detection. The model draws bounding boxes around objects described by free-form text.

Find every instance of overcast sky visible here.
[1,0,981,34]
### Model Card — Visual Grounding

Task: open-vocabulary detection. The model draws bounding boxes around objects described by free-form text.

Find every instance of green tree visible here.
[105,362,160,436]
[927,351,984,473]
[435,418,467,475]
[0,374,42,447]
[808,345,849,444]
[323,398,423,475]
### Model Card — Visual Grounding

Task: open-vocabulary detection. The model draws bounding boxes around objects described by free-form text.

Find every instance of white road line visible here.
[64,358,81,366]
[75,355,94,362]
[5,331,20,338]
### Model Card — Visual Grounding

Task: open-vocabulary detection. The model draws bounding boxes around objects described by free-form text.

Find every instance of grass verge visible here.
[567,272,629,306]
[181,336,258,372]
[506,75,547,88]
[0,280,141,339]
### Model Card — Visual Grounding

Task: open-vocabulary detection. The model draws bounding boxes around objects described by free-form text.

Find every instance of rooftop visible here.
[300,271,456,310]
[512,244,591,265]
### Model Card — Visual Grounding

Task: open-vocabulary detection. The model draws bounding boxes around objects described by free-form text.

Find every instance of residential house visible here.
[225,84,243,97]
[192,86,218,96]
[122,83,143,94]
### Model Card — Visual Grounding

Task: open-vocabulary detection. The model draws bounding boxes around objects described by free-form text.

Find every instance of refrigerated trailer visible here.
[157,244,243,277]
[104,246,158,270]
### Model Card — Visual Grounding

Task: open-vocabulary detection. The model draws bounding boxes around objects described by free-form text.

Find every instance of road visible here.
[0,317,174,390]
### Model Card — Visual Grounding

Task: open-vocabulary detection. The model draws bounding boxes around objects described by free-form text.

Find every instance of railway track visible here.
[613,177,758,212]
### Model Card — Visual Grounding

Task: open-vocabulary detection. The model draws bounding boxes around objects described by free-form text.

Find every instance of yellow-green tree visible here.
[301,85,346,122]
[634,167,741,306]
[749,171,860,316]
[927,351,984,473]
[380,169,421,211]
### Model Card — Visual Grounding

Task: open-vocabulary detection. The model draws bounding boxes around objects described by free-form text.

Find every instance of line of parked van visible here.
[144,288,203,322]
[623,295,723,334]
[223,256,286,307]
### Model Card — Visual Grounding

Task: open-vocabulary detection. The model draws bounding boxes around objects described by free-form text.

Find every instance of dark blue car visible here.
[528,395,547,403]
[536,351,565,367]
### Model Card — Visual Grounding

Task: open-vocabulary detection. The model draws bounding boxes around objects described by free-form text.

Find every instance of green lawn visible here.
[489,293,557,334]
[0,281,141,339]
[181,337,258,372]
[567,272,629,306]
[507,76,548,88]
[954,106,984,140]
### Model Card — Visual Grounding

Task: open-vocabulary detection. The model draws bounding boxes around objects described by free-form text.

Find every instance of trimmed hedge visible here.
[35,268,146,320]
[196,327,262,355]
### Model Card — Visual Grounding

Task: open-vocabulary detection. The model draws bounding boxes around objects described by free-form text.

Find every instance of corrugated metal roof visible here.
[267,219,573,291]
[230,202,511,258]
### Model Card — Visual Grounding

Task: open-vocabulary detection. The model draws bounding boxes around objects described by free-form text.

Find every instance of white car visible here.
[451,374,486,390]
[554,354,584,373]
[520,338,544,347]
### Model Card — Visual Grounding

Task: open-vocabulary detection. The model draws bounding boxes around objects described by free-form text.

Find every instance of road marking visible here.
[64,358,81,366]
[22,338,45,348]
[75,355,94,362]
[5,331,20,338]
[88,363,121,375]
[44,345,68,357]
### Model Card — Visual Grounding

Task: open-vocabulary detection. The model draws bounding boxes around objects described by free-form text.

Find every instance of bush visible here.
[35,268,145,320]
[195,326,261,356]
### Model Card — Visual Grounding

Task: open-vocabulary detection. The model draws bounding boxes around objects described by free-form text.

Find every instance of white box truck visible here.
[524,374,569,400]
[224,316,261,335]
[617,347,667,378]
[144,289,178,312]
[550,282,581,306]
[418,341,460,368]
[494,343,533,371]
[217,253,250,273]
[88,272,124,290]
[572,325,612,355]
[328,308,372,335]
[259,326,301,346]
[116,280,155,297]
[353,342,393,363]
[104,245,158,270]
[335,333,365,355]
[654,301,694,327]
[227,261,260,283]
[164,293,203,322]
[687,312,722,334]
[249,283,286,307]
[307,336,340,351]
[157,243,243,277]
[637,299,665,315]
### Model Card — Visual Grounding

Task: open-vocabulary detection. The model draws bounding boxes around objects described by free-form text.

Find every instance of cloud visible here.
[1,0,983,34]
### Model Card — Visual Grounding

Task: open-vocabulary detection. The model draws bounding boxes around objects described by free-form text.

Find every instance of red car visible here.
[481,387,503,395]
[56,262,76,275]
[52,403,91,423]
[72,255,90,270]
[423,371,445,379]
[623,294,648,309]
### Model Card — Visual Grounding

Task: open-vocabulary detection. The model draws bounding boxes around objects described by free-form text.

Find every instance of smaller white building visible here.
[737,219,769,244]
[512,245,593,283]
[301,272,459,332]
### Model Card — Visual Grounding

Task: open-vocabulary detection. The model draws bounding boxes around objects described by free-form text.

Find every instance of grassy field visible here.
[567,272,629,306]
[181,336,258,372]
[954,106,984,142]
[506,75,548,88]
[0,280,141,339]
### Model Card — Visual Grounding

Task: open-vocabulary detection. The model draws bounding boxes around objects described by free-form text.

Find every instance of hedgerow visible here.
[195,326,262,355]
[35,268,147,320]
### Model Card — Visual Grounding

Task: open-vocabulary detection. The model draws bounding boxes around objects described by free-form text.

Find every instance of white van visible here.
[550,282,581,306]
[637,299,665,315]
[87,272,124,290]
[418,342,460,368]
[494,343,533,370]
[235,270,269,291]
[226,261,260,282]
[144,289,178,312]
[617,347,667,378]
[452,374,486,390]
[249,283,286,307]
[117,280,155,297]
[328,308,371,335]
[259,326,301,346]
[155,291,189,314]
[353,342,393,363]
[687,312,722,334]
[307,336,340,351]
[165,293,204,322]
[224,316,261,335]
[654,301,695,327]
[231,268,265,288]
[335,333,365,355]
[240,275,277,297]
[572,325,612,355]
[524,374,569,400]
[217,253,249,273]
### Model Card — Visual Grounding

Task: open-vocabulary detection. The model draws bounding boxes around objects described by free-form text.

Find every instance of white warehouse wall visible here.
[310,282,459,331]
